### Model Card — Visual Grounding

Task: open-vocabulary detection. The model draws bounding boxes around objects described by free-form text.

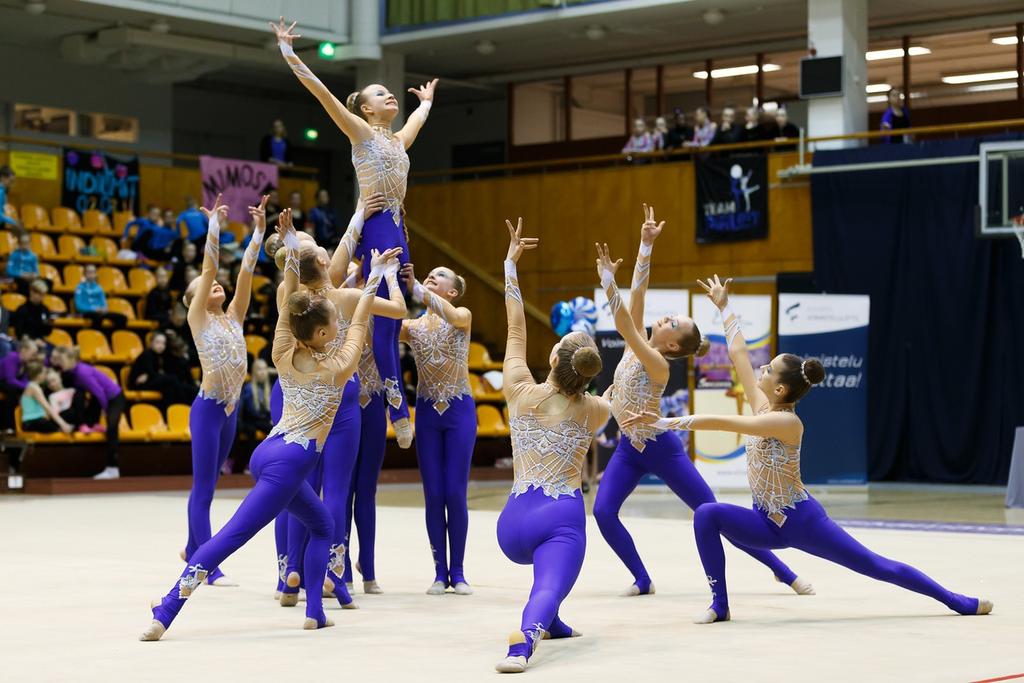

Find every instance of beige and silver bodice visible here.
[357,317,383,407]
[610,348,666,451]
[352,127,409,226]
[746,409,808,526]
[195,314,247,414]
[405,313,471,414]
[269,371,345,453]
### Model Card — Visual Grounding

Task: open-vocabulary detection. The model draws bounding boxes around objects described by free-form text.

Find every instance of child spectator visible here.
[0,338,40,432]
[11,279,53,341]
[0,166,21,229]
[125,206,179,261]
[144,267,174,328]
[74,264,127,329]
[308,188,338,247]
[651,116,670,151]
[689,106,718,147]
[622,118,654,155]
[238,358,274,447]
[6,232,42,295]
[19,361,75,434]
[129,331,198,408]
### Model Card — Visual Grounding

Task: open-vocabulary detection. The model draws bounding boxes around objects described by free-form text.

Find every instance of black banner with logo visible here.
[61,148,140,216]
[695,153,768,243]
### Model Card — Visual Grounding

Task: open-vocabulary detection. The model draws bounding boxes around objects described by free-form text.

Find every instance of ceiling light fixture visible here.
[965,82,1019,93]
[25,1,46,15]
[866,95,889,103]
[865,83,892,93]
[991,35,1019,46]
[475,39,496,55]
[865,46,930,61]
[584,25,606,41]
[693,63,780,79]
[941,70,1018,85]
[702,8,725,26]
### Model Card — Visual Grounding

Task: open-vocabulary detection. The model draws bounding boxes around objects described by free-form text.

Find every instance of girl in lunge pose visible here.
[179,194,267,587]
[495,219,610,674]
[272,16,438,450]
[400,261,476,596]
[622,274,993,623]
[593,210,810,598]
[140,210,397,640]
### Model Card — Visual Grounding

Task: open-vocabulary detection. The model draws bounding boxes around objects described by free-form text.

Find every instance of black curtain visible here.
[812,136,1024,484]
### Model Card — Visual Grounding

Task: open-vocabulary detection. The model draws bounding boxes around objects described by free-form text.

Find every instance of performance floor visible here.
[2,483,1020,682]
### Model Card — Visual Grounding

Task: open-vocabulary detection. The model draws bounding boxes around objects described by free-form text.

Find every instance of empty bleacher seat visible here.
[129,403,168,440]
[107,297,156,330]
[468,341,502,371]
[468,373,504,402]
[110,329,144,362]
[0,231,15,255]
[245,334,268,358]
[84,210,117,236]
[166,404,191,441]
[76,329,113,363]
[20,204,51,231]
[52,207,83,233]
[477,404,509,437]
[59,235,102,264]
[113,211,134,236]
[29,233,59,261]
[2,292,26,311]
[97,266,129,296]
[45,328,74,347]
[56,264,84,295]
[126,268,156,296]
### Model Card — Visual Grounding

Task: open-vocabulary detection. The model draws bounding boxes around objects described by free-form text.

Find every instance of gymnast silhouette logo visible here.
[701,160,765,234]
[785,302,801,322]
[729,164,760,212]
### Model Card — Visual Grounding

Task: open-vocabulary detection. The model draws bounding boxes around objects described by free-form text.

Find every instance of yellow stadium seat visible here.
[468,373,504,402]
[113,211,134,236]
[166,404,191,441]
[108,297,155,330]
[4,203,18,222]
[45,328,73,346]
[38,262,61,287]
[0,230,15,256]
[251,274,271,303]
[477,404,508,437]
[59,235,102,264]
[468,341,502,371]
[52,207,83,232]
[119,412,148,442]
[42,294,66,314]
[20,204,51,230]
[84,210,116,235]
[29,233,58,260]
[226,221,248,244]
[15,407,73,444]
[2,292,26,310]
[93,364,119,386]
[126,268,156,296]
[76,329,113,363]
[503,405,510,425]
[97,266,129,295]
[54,264,83,295]
[121,365,162,402]
[130,403,167,439]
[245,334,268,358]
[90,236,118,261]
[110,329,143,362]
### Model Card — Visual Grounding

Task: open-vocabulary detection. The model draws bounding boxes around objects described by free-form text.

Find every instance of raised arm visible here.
[629,203,664,332]
[333,254,407,320]
[332,248,400,384]
[402,263,472,330]
[229,194,268,324]
[395,78,438,150]
[328,193,384,287]
[271,18,372,144]
[271,209,300,368]
[621,410,801,442]
[186,194,226,329]
[596,242,668,383]
[26,383,72,433]
[697,274,769,414]
[502,218,539,392]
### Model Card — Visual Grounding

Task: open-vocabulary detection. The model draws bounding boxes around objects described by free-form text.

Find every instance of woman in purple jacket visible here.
[51,345,126,479]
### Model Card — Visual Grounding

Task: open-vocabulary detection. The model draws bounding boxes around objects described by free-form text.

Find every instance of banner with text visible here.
[778,294,869,484]
[593,288,690,484]
[199,156,279,223]
[692,294,772,489]
[61,149,140,215]
[695,153,768,243]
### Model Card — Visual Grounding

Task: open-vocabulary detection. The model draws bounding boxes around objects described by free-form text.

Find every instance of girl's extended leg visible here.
[321,389,360,606]
[185,396,226,566]
[415,403,449,587]
[592,444,650,592]
[282,461,323,601]
[345,394,388,585]
[274,511,288,594]
[443,398,477,588]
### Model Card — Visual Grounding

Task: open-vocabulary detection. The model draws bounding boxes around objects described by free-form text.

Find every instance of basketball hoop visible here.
[1014,214,1024,259]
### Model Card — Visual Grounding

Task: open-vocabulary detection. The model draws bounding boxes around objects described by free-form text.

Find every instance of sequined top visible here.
[357,317,383,407]
[610,348,666,451]
[308,286,356,388]
[405,312,471,415]
[746,408,808,527]
[194,314,247,414]
[352,127,409,226]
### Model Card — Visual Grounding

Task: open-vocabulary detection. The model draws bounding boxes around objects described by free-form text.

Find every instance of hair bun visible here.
[571,346,602,378]
[803,358,826,385]
[346,91,360,112]
[695,337,711,358]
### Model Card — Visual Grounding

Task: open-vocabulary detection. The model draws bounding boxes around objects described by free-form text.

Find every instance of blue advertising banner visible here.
[778,294,869,484]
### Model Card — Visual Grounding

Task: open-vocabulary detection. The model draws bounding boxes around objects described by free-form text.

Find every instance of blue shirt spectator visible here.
[6,234,39,279]
[308,189,338,246]
[74,266,108,314]
[880,89,911,144]
[260,120,292,166]
[176,202,208,242]
[0,166,18,227]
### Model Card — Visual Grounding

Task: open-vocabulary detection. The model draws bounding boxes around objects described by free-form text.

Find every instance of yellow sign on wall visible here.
[9,151,59,181]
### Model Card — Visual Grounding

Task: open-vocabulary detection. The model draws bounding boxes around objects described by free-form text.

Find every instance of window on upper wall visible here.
[13,103,139,143]
[570,70,625,141]
[512,79,566,145]
[627,67,658,125]
[662,62,709,124]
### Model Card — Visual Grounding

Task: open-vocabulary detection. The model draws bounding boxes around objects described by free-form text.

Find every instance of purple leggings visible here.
[269,380,288,592]
[342,392,388,583]
[498,486,586,656]
[283,379,360,604]
[415,395,477,584]
[356,209,410,425]
[152,434,333,631]
[694,495,979,618]
[184,394,238,580]
[594,431,796,592]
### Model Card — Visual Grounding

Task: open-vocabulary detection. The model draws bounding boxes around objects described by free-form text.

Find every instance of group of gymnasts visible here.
[138,16,993,674]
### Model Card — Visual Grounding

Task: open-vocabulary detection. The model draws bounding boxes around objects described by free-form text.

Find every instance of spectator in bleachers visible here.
[170,241,199,291]
[6,231,43,295]
[51,345,126,479]
[622,118,654,155]
[738,106,764,142]
[176,197,208,244]
[126,206,179,261]
[776,107,800,139]
[881,89,911,144]
[651,116,670,151]
[712,104,740,146]
[129,331,198,408]
[44,368,85,432]
[0,166,21,229]
[664,110,693,151]
[265,189,283,229]
[689,106,717,147]
[260,119,293,167]
[308,188,338,247]
[19,361,74,435]
[164,303,198,367]
[144,267,174,328]
[758,108,780,140]
[287,191,308,233]
[0,337,40,432]
[74,263,128,329]
[238,357,274,446]
[11,279,53,341]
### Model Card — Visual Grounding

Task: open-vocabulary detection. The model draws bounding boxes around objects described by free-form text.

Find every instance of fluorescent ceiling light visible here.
[693,63,780,79]
[866,95,889,103]
[966,82,1019,93]
[991,36,1019,46]
[865,83,892,93]
[942,70,1018,84]
[865,46,930,61]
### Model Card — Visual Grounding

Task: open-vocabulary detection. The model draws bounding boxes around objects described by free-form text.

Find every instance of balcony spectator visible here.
[308,188,338,247]
[776,107,800,139]
[144,267,174,328]
[622,118,654,155]
[74,264,127,329]
[0,166,21,229]
[128,331,198,408]
[6,231,43,295]
[19,361,77,435]
[758,109,780,140]
[712,105,740,146]
[881,89,911,144]
[651,117,670,151]
[664,110,693,152]
[689,106,717,147]
[260,119,293,167]
[738,106,763,142]
[11,280,53,341]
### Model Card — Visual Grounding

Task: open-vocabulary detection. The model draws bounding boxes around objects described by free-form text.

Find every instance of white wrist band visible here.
[600,269,615,290]
[503,259,517,278]
[412,281,426,303]
[638,242,653,257]
[283,231,300,251]
[279,40,296,58]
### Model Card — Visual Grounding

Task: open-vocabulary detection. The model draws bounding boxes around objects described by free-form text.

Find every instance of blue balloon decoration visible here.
[550,301,574,336]
[570,319,596,337]
[569,296,598,324]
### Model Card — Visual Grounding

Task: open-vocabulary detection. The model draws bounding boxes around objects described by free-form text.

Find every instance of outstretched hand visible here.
[371,247,403,271]
[400,263,417,291]
[248,194,269,232]
[408,78,439,103]
[640,203,665,245]
[200,193,227,225]
[594,242,623,280]
[696,273,732,311]
[362,192,386,221]
[270,17,300,45]
[276,208,294,242]
[619,410,660,430]
[505,217,539,264]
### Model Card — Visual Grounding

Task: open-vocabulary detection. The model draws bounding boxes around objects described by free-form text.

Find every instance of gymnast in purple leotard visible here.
[621,274,994,624]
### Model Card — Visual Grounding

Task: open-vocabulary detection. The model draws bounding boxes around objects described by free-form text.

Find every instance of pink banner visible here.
[199,155,278,223]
